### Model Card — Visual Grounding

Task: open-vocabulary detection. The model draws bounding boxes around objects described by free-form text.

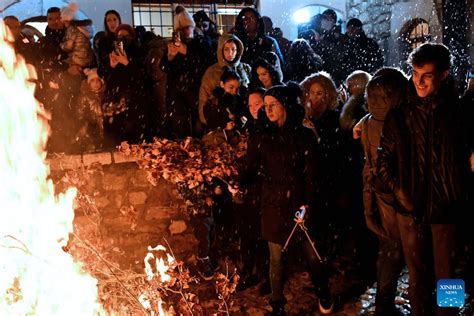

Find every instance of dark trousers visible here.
[397,214,458,316]
[268,239,331,302]
[234,198,268,280]
[190,215,214,258]
[375,237,405,316]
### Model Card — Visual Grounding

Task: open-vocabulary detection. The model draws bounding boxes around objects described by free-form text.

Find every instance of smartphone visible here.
[172,31,181,47]
[114,40,124,54]
[468,69,474,79]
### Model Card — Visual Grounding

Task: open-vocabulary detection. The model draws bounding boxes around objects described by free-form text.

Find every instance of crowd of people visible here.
[3,4,474,316]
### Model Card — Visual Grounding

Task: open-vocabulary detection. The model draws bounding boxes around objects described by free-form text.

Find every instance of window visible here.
[400,18,431,50]
[132,2,254,37]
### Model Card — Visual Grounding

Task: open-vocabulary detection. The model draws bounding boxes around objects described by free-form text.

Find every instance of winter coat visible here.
[203,87,244,130]
[360,112,400,240]
[60,25,94,68]
[76,80,105,151]
[241,102,317,244]
[234,7,285,68]
[199,34,251,125]
[160,34,214,137]
[313,29,349,85]
[37,27,67,68]
[345,33,384,75]
[102,43,149,145]
[339,94,368,131]
[94,31,115,76]
[378,77,471,224]
[286,41,323,83]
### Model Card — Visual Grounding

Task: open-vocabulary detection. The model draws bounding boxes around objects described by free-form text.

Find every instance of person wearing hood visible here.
[234,7,285,69]
[238,82,333,315]
[160,5,214,138]
[199,34,251,126]
[250,52,283,90]
[286,38,323,83]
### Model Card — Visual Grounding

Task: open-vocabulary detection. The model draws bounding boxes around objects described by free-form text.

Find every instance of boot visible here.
[269,298,287,316]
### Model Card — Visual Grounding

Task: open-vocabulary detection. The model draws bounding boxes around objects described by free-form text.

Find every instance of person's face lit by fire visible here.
[412,63,447,98]
[264,95,286,126]
[307,82,328,116]
[248,93,264,119]
[220,79,240,96]
[223,41,238,63]
[257,66,272,89]
[4,17,21,38]
[89,78,103,93]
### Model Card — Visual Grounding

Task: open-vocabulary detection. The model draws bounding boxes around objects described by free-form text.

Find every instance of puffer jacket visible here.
[61,25,94,68]
[378,77,471,224]
[199,34,251,125]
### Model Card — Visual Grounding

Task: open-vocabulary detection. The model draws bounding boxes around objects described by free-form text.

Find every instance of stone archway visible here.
[398,18,431,71]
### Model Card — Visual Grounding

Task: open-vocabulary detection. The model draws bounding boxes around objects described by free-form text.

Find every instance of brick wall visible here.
[48,151,197,270]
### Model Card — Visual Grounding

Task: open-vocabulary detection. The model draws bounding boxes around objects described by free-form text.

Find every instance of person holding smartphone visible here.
[160,5,214,138]
[101,24,150,146]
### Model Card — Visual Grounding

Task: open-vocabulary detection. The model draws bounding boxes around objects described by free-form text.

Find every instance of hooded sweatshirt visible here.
[199,34,251,125]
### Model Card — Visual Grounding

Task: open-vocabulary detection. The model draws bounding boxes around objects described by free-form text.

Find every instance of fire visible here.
[142,245,176,315]
[0,20,101,314]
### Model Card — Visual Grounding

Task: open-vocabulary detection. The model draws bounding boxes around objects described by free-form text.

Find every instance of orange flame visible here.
[0,20,102,314]
[142,245,176,315]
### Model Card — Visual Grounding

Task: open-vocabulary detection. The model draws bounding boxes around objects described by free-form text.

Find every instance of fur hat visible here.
[84,68,103,85]
[61,2,78,22]
[174,5,195,31]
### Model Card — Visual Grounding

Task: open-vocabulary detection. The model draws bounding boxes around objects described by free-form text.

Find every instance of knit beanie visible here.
[61,2,78,22]
[264,82,304,124]
[174,5,195,31]
[84,68,104,85]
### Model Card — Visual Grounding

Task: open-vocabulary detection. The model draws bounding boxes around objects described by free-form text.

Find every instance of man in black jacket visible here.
[378,43,472,316]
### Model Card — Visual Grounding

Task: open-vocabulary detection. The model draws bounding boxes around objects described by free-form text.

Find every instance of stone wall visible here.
[48,151,197,271]
[347,0,403,66]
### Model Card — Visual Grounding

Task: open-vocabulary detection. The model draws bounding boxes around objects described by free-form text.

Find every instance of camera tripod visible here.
[281,207,323,263]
